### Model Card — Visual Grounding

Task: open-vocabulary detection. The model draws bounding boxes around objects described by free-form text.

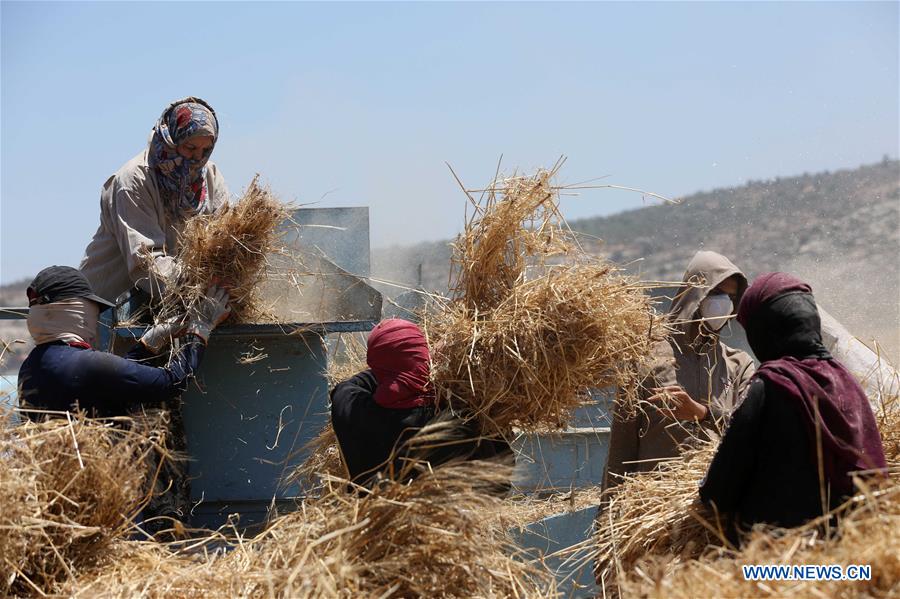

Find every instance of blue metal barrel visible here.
[512,388,613,492]
[180,327,330,529]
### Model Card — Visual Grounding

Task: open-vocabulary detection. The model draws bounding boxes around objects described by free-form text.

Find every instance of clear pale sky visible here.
[2,1,897,284]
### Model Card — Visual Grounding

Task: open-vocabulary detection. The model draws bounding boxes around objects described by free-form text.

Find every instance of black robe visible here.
[699,377,834,530]
[700,293,859,531]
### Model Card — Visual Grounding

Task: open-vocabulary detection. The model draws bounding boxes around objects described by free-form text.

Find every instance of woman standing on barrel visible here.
[80,97,230,305]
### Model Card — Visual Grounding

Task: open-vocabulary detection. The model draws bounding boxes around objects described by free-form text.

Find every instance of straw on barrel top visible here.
[152,176,290,327]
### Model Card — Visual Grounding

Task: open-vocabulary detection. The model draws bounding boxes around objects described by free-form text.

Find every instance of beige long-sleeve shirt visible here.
[604,251,756,488]
[79,150,229,303]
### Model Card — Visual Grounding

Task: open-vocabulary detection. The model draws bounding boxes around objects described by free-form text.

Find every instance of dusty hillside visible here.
[373,159,900,363]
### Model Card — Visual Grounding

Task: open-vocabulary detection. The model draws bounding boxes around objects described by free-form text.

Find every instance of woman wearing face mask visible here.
[18,266,230,419]
[18,265,231,539]
[80,97,230,304]
[699,273,886,532]
[604,251,756,488]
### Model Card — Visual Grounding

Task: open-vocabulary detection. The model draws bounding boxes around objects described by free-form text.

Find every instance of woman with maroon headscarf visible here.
[699,273,886,530]
[331,319,511,486]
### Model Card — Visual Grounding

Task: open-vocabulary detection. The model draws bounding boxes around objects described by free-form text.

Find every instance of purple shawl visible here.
[738,272,887,496]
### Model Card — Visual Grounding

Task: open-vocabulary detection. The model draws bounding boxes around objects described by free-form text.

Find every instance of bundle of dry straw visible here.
[300,166,662,481]
[429,165,662,434]
[591,436,722,592]
[592,392,900,598]
[0,411,163,596]
[60,461,557,598]
[154,176,289,324]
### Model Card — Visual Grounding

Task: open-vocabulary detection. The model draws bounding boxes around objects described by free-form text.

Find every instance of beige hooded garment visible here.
[604,251,756,487]
[79,150,229,303]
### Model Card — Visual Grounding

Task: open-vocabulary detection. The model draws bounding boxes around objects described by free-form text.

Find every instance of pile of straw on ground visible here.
[592,437,721,591]
[592,392,900,598]
[0,410,557,597]
[620,482,900,598]
[494,486,606,531]
[59,461,557,598]
[58,539,241,598]
[0,411,162,596]
[428,166,662,434]
[155,176,289,324]
[280,460,553,597]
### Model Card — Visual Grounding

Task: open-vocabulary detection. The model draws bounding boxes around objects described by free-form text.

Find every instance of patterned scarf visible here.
[148,98,218,218]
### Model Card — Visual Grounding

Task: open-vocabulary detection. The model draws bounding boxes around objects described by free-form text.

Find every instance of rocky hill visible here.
[373,159,900,363]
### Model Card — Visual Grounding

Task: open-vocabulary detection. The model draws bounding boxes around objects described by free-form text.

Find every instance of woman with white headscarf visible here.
[18,266,230,418]
[80,97,230,304]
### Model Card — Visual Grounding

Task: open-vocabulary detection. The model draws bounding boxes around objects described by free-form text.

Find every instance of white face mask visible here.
[699,293,733,332]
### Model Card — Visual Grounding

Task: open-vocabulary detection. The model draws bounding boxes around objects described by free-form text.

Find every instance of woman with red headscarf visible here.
[699,273,886,531]
[331,318,511,486]
[330,319,435,484]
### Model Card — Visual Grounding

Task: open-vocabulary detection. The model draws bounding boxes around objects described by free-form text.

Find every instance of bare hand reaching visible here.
[647,386,708,421]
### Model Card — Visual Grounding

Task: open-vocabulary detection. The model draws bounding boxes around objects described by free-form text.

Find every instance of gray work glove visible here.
[139,315,187,353]
[186,285,232,344]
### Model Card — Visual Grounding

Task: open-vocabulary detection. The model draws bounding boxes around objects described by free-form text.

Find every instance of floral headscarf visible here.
[148,98,219,218]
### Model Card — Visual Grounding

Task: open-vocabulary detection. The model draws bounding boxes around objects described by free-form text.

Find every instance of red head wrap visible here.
[367,319,434,409]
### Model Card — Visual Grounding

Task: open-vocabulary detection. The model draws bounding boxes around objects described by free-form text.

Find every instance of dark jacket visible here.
[330,370,434,484]
[331,369,512,485]
[18,338,204,419]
